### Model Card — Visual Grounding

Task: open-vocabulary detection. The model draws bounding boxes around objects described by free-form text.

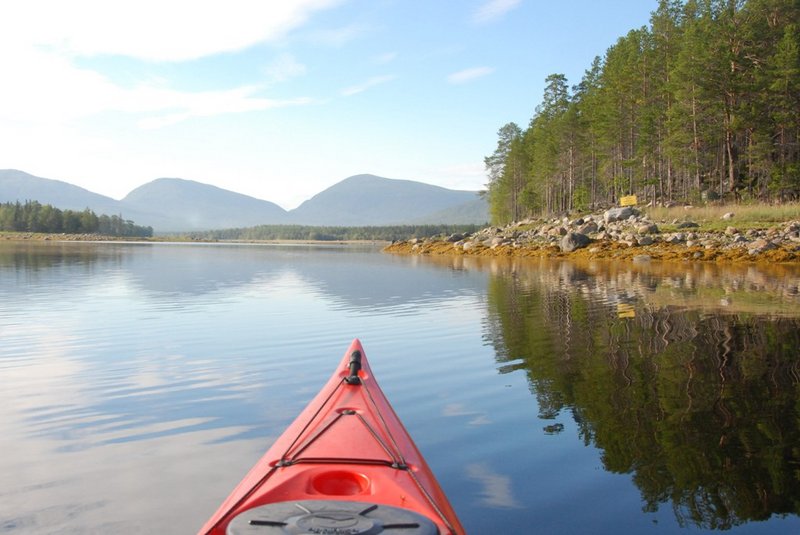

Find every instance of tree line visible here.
[485,0,800,224]
[190,224,483,242]
[0,201,153,237]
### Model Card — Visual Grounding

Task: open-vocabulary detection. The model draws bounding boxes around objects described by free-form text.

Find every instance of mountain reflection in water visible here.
[468,256,800,530]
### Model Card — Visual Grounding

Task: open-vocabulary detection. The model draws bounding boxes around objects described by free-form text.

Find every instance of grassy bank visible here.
[644,203,800,231]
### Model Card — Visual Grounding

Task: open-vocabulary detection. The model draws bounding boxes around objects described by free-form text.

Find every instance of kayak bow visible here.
[198,339,465,535]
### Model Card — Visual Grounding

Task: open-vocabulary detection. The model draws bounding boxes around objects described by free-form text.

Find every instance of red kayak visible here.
[198,339,465,535]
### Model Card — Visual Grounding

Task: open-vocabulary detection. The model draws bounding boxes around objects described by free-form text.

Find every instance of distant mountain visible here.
[0,169,123,215]
[0,169,488,232]
[289,174,487,226]
[122,178,289,231]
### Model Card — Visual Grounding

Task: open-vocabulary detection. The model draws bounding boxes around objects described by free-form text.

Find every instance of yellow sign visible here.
[620,195,637,207]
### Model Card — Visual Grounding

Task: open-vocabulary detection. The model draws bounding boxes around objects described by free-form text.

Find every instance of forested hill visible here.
[485,0,800,224]
[288,174,484,225]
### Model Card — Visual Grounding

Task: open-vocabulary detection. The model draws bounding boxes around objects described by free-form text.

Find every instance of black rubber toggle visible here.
[345,350,362,385]
[249,519,287,527]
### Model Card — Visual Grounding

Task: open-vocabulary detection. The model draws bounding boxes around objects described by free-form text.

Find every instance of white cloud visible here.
[447,67,494,84]
[472,0,521,24]
[0,2,327,131]
[0,46,313,130]
[465,463,522,508]
[0,0,345,62]
[0,47,121,124]
[265,53,308,84]
[341,75,397,97]
[136,91,314,130]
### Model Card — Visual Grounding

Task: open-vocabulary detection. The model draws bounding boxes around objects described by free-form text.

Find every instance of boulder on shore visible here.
[604,206,639,223]
[560,232,591,252]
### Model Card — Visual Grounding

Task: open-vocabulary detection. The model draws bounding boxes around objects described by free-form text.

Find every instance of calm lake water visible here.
[2,241,800,534]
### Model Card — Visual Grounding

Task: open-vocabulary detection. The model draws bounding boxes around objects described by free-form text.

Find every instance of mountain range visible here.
[0,169,488,232]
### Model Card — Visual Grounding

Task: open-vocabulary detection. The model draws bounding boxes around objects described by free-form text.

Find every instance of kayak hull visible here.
[198,339,464,535]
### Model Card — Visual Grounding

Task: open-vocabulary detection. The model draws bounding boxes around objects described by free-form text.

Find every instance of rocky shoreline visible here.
[0,232,145,242]
[384,207,800,264]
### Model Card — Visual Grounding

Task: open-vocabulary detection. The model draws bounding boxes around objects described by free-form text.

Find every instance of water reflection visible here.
[475,257,800,529]
[412,254,800,317]
[0,242,486,312]
[4,241,800,533]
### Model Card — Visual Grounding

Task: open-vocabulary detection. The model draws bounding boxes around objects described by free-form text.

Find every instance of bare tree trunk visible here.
[691,85,701,193]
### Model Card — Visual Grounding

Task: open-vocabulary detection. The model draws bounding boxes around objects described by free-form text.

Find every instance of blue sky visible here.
[0,0,658,209]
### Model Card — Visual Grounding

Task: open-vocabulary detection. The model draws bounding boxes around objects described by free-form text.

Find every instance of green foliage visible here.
[571,185,590,212]
[0,201,153,237]
[485,123,524,224]
[484,0,800,223]
[187,224,483,242]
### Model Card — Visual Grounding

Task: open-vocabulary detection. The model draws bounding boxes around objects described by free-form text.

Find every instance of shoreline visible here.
[383,238,800,264]
[0,232,388,247]
[4,208,799,264]
[384,207,800,265]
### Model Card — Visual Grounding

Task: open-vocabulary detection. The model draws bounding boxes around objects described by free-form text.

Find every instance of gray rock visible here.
[667,233,686,243]
[722,212,735,220]
[578,221,599,234]
[560,232,591,252]
[748,239,777,255]
[637,223,659,235]
[677,221,700,229]
[488,237,507,248]
[604,206,639,223]
[637,236,654,246]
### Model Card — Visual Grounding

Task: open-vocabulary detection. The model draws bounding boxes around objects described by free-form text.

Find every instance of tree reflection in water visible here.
[482,259,800,529]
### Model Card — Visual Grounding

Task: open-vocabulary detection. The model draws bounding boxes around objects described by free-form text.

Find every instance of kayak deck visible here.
[198,339,464,534]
